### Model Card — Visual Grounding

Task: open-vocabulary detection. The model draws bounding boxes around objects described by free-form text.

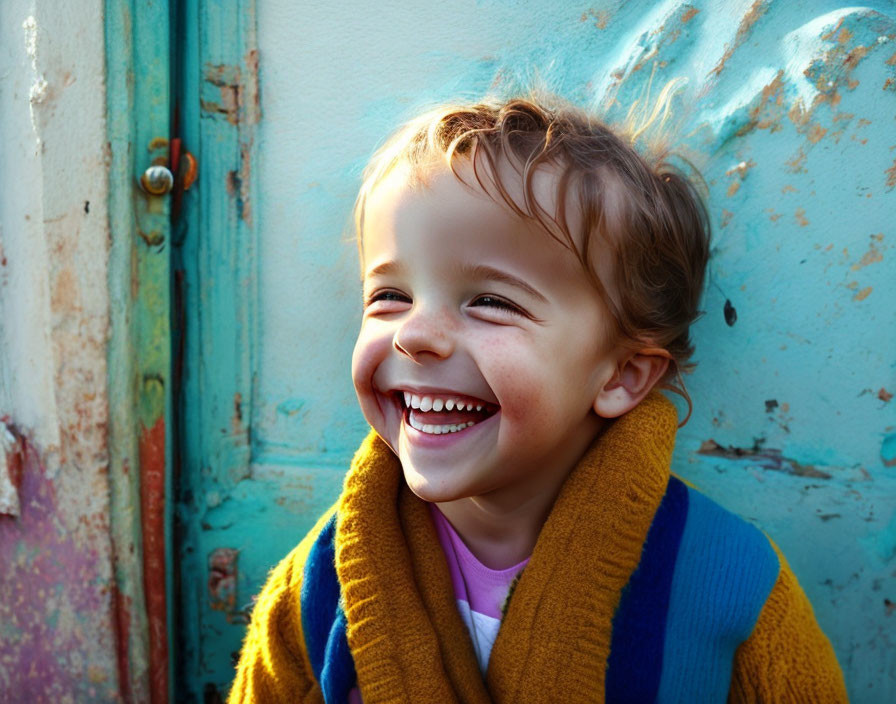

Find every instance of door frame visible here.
[105,1,174,701]
[173,0,261,698]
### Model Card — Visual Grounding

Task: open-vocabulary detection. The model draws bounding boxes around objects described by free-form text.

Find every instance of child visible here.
[229,95,847,703]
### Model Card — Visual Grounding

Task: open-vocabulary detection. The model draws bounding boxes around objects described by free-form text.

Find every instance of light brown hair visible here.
[354,92,711,418]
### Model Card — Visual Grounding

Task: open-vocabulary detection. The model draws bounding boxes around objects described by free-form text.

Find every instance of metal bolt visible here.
[140,165,175,195]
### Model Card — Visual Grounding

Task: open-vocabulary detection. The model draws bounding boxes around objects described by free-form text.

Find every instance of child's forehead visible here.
[365,157,580,240]
[360,156,620,291]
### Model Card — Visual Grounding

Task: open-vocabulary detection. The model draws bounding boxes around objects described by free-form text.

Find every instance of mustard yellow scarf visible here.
[334,392,677,704]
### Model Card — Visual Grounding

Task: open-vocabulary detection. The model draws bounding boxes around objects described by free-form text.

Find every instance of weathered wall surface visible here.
[188,0,892,700]
[0,1,126,700]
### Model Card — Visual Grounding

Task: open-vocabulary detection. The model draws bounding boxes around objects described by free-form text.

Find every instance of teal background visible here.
[175,1,896,700]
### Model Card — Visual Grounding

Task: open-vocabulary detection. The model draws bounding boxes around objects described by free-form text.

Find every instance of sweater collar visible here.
[335,392,678,704]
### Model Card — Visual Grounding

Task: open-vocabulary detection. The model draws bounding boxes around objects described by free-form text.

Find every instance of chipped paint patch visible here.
[232,392,244,435]
[0,430,119,700]
[807,123,828,143]
[581,9,611,30]
[882,434,896,467]
[697,438,832,478]
[886,158,896,191]
[201,52,260,128]
[0,420,23,516]
[851,237,885,270]
[708,0,769,77]
[852,286,872,301]
[872,511,896,562]
[208,548,239,616]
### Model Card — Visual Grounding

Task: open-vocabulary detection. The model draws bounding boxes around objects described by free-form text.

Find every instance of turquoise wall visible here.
[178,1,896,699]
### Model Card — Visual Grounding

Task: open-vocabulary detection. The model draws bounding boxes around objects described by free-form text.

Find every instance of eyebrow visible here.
[458,263,548,303]
[364,260,547,304]
[365,260,404,279]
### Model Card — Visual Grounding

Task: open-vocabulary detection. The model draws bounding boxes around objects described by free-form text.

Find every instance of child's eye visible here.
[364,289,411,309]
[469,294,525,316]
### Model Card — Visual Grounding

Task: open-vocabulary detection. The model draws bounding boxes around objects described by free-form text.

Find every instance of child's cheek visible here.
[350,326,389,423]
[477,334,543,422]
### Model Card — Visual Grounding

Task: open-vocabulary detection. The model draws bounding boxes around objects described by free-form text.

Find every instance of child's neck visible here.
[435,492,554,570]
[433,432,601,569]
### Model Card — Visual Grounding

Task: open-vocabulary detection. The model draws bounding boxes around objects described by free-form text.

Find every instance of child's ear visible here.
[593,348,671,419]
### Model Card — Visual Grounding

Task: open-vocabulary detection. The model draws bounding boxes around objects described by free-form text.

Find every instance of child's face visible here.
[352,162,623,506]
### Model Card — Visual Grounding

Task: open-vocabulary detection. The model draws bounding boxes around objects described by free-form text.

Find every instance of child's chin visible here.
[400,466,462,504]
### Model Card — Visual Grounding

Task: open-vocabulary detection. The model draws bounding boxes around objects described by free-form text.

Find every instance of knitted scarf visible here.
[334,392,677,704]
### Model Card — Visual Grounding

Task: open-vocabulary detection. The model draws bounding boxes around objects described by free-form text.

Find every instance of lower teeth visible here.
[408,417,476,435]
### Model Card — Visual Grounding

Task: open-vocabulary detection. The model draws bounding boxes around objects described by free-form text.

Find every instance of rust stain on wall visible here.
[111,584,134,704]
[139,416,168,704]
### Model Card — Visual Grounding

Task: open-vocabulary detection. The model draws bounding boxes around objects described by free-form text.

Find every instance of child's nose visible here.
[392,306,455,362]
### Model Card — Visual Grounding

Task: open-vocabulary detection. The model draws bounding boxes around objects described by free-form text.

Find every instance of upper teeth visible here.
[403,392,485,412]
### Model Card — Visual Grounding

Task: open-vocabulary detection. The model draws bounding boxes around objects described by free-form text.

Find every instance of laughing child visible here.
[229,95,847,703]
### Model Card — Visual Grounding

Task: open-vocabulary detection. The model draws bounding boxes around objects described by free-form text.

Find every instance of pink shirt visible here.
[348,504,529,702]
[429,503,530,672]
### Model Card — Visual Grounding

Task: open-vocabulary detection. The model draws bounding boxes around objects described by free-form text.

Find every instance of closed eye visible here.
[469,294,525,316]
[364,289,411,311]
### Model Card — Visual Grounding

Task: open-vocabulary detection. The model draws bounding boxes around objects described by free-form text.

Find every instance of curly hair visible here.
[353,91,711,420]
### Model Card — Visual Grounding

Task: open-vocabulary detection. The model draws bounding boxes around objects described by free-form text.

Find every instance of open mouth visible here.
[397,390,499,435]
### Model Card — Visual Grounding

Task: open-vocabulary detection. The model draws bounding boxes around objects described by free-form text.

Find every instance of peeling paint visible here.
[232,392,244,435]
[208,548,239,616]
[201,63,242,124]
[708,0,769,77]
[885,158,896,190]
[201,51,260,129]
[852,286,873,301]
[0,428,118,700]
[697,438,832,479]
[581,8,611,30]
[882,434,896,468]
[851,240,884,270]
[0,419,23,516]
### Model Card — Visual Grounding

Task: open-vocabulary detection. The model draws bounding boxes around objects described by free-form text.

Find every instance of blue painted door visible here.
[174,1,896,700]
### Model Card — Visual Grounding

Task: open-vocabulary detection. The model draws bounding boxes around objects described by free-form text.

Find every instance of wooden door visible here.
[174,2,896,700]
